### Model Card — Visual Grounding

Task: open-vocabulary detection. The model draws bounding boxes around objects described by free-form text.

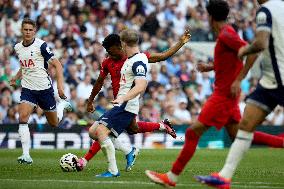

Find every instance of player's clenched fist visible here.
[86,100,95,113]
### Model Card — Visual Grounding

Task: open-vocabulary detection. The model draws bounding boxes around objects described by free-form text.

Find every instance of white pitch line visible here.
[1,179,284,188]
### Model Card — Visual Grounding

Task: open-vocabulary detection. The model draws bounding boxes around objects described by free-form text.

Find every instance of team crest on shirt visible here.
[136,65,146,75]
[257,12,267,25]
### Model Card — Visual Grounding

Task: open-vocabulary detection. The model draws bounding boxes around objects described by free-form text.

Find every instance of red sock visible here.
[277,133,284,138]
[171,128,199,175]
[253,131,284,148]
[137,121,160,133]
[84,141,101,161]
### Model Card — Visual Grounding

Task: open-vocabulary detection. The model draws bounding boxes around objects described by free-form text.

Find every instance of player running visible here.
[10,18,72,164]
[76,30,191,172]
[88,29,152,177]
[145,0,284,187]
[195,0,284,188]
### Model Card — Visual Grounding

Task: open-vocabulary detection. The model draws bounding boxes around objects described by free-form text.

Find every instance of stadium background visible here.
[0,0,284,149]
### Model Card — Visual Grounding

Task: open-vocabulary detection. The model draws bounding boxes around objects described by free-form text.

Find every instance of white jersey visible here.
[256,0,284,89]
[117,53,149,114]
[14,38,55,90]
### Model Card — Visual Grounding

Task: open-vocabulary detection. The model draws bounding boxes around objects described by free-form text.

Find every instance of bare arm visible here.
[10,68,22,86]
[112,78,147,104]
[88,75,105,102]
[230,54,258,98]
[196,62,214,72]
[50,58,66,99]
[238,31,269,58]
[86,75,105,113]
[148,29,191,63]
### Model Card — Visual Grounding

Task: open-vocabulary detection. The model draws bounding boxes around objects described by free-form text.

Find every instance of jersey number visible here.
[121,74,126,83]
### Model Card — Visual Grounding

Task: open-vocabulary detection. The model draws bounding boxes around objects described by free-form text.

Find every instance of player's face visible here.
[107,45,124,60]
[21,24,36,42]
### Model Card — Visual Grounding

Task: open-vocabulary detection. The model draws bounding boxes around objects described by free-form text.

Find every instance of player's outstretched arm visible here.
[86,75,105,113]
[112,78,147,105]
[50,59,66,99]
[148,29,191,63]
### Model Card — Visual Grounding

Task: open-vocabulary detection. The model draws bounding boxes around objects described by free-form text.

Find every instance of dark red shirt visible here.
[213,25,247,97]
[100,52,151,98]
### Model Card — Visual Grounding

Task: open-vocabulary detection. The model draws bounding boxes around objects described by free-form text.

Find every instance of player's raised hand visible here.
[111,96,125,106]
[58,88,67,99]
[9,77,17,87]
[230,79,241,98]
[86,100,95,113]
[180,28,191,44]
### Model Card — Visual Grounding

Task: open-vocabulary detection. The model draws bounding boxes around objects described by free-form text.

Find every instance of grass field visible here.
[0,148,284,189]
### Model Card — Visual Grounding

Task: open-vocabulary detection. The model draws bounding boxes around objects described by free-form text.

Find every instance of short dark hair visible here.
[206,0,229,21]
[102,34,121,50]
[21,18,37,28]
[120,29,139,47]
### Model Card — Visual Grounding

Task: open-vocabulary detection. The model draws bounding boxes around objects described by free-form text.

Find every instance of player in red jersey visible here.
[76,30,191,172]
[145,0,284,187]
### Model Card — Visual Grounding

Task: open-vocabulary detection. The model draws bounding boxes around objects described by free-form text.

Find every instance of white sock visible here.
[167,171,178,182]
[100,137,118,174]
[219,130,253,179]
[110,136,132,155]
[18,124,31,156]
[57,100,65,122]
[159,123,165,131]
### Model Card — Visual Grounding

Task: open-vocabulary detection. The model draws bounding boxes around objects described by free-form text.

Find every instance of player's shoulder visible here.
[34,38,46,47]
[133,53,148,63]
[14,41,23,51]
[101,57,112,66]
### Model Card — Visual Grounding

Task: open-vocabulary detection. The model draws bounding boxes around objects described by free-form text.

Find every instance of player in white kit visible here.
[88,29,149,177]
[195,0,284,188]
[10,18,72,164]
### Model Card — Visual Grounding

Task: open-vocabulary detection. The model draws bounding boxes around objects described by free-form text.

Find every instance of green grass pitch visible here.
[0,148,283,189]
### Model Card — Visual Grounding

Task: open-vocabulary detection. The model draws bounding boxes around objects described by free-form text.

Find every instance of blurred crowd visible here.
[0,0,283,127]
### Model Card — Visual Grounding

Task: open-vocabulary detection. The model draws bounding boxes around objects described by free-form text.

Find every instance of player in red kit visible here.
[76,30,191,172]
[145,0,284,187]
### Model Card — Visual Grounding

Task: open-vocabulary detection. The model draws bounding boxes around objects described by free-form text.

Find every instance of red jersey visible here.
[100,52,151,98]
[213,25,247,97]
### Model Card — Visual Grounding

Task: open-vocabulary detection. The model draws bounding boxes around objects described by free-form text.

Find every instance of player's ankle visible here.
[159,122,165,131]
[167,171,178,183]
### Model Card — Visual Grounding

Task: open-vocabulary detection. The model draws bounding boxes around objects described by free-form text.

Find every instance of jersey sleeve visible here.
[40,42,55,63]
[132,61,148,80]
[100,59,109,78]
[256,6,272,33]
[219,27,247,52]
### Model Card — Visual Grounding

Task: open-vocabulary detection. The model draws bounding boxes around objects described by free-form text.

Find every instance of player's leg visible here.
[76,140,101,171]
[18,88,37,164]
[225,120,284,148]
[145,121,208,187]
[127,118,177,138]
[18,102,35,164]
[195,103,268,188]
[39,88,72,127]
[89,122,119,177]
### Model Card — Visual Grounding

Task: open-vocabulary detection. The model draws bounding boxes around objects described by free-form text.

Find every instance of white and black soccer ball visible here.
[59,153,78,172]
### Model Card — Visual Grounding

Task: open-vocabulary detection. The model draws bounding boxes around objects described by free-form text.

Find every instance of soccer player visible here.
[88,29,151,177]
[145,0,284,187]
[10,18,72,164]
[76,30,191,172]
[195,0,284,188]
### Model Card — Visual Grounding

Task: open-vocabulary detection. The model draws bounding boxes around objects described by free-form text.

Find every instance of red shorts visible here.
[198,94,241,130]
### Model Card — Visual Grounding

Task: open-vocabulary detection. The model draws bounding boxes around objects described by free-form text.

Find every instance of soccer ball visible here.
[59,153,78,172]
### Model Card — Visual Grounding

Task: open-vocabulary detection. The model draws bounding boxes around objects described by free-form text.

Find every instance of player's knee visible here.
[89,123,99,139]
[47,119,59,127]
